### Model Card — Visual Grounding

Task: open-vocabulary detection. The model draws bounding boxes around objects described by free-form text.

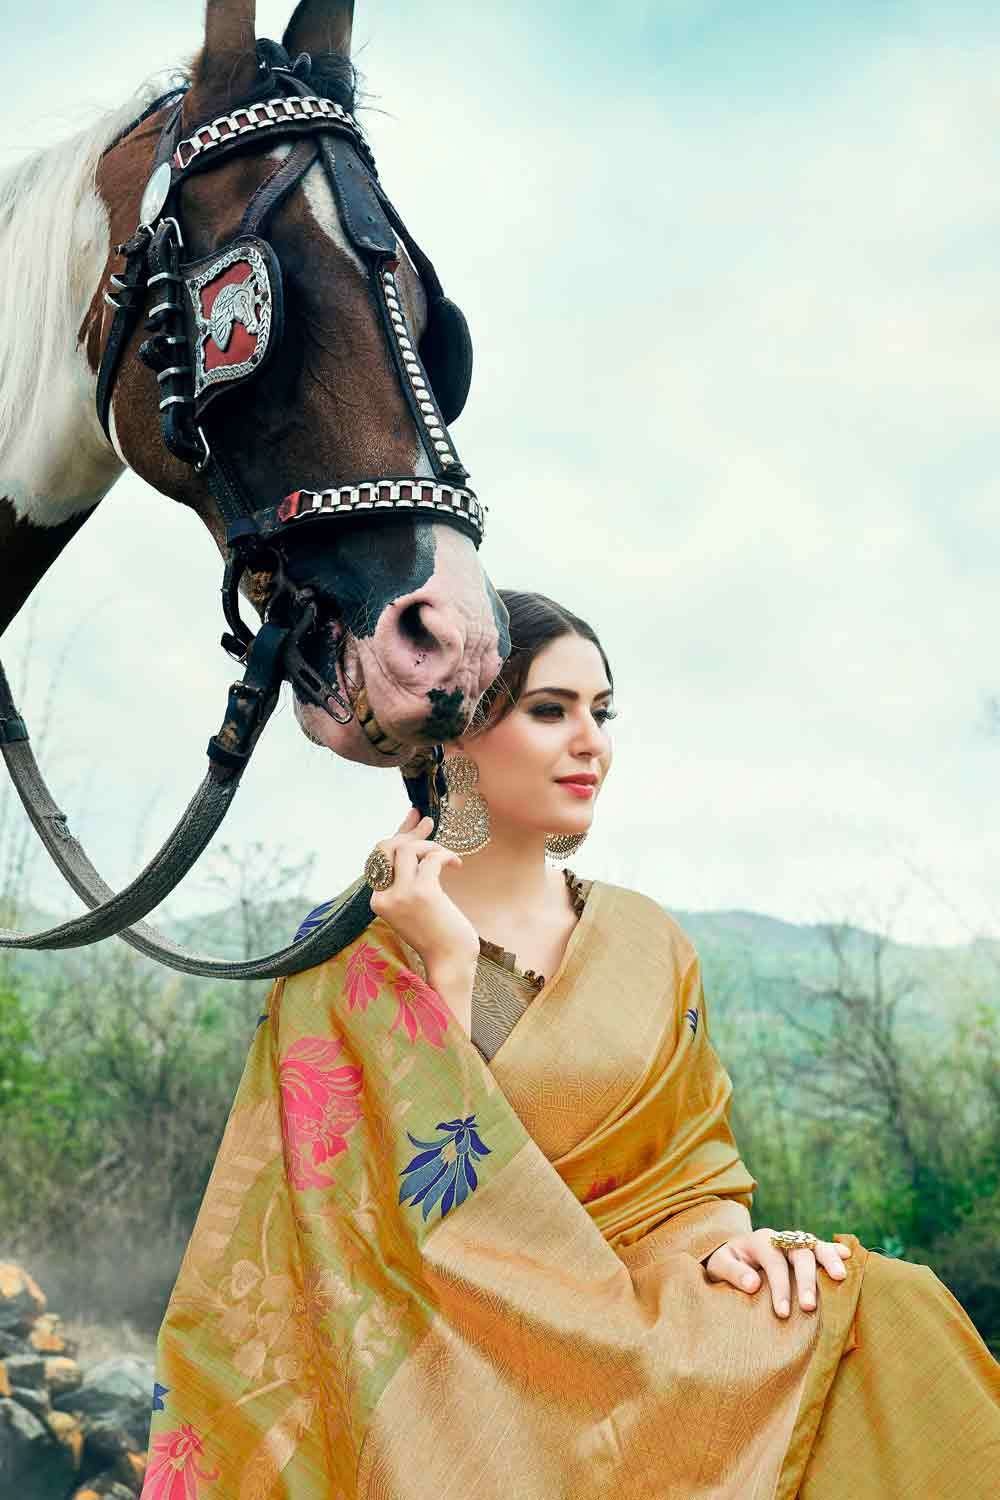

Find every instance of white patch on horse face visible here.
[301,157,367,277]
[0,133,122,527]
[299,158,432,477]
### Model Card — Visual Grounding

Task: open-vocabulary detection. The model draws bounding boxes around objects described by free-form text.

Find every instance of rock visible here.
[81,1423,148,1494]
[47,1407,85,1470]
[45,1354,83,1395]
[111,1447,147,1494]
[0,1361,8,1399]
[84,1418,135,1464]
[29,1311,75,1356]
[3,1351,46,1389]
[0,1396,76,1500]
[0,1262,46,1335]
[70,1482,136,1500]
[53,1355,154,1452]
[0,1330,24,1357]
[11,1383,51,1421]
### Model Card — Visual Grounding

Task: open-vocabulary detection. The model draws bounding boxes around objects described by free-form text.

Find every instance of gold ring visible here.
[770,1230,818,1255]
[364,847,395,892]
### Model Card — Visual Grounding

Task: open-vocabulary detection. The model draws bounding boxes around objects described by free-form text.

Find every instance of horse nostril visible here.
[397,602,438,653]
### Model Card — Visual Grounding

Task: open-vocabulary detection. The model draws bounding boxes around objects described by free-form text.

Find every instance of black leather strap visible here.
[241,136,319,235]
[0,654,375,976]
[95,234,152,441]
[323,136,396,257]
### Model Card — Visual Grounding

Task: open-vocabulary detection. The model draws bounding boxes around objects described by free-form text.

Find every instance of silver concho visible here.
[186,243,274,397]
[138,161,173,230]
[207,275,264,352]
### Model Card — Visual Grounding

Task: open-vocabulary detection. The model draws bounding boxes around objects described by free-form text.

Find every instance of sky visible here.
[1,0,998,946]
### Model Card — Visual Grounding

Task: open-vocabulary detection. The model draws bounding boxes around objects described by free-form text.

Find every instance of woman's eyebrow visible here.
[521,686,613,702]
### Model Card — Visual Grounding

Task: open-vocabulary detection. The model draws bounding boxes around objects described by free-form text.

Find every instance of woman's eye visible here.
[531,703,565,719]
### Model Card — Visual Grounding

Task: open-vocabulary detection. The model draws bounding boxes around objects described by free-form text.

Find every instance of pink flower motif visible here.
[390,970,450,1049]
[344,942,388,1012]
[279,1036,364,1190]
[582,1174,619,1204]
[141,1423,219,1500]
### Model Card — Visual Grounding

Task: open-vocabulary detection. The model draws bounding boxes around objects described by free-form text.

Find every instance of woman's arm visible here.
[367,809,481,1037]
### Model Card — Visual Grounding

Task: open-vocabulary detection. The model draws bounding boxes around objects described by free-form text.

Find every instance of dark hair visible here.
[469,590,613,732]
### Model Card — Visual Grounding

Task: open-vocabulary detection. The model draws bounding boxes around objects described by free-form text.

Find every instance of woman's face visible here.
[458,632,614,842]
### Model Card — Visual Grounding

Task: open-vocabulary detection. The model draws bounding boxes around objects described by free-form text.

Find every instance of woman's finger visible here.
[816,1241,850,1282]
[788,1248,818,1312]
[390,840,421,888]
[749,1242,793,1318]
[379,837,452,891]
[395,813,434,842]
[378,836,440,862]
[401,840,448,864]
[415,846,463,881]
[703,1245,745,1289]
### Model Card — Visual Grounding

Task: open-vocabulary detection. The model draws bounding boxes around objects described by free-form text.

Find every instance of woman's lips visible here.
[555,778,597,799]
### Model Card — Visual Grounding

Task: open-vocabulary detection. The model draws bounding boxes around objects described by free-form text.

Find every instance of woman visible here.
[143,592,999,1500]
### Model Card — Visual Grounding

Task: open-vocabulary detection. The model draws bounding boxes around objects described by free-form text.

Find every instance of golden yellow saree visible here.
[142,882,1000,1500]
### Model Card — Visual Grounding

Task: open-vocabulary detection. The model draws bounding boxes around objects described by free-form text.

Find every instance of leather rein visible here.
[0,52,466,979]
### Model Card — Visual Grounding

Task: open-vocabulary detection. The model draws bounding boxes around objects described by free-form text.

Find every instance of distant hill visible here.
[4,894,997,1041]
[671,908,998,1048]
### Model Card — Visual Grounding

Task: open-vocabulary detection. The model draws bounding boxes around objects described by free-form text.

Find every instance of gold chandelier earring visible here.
[545,831,588,859]
[435,753,491,854]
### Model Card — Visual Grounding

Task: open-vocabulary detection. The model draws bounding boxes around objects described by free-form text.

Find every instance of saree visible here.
[142,881,1000,1499]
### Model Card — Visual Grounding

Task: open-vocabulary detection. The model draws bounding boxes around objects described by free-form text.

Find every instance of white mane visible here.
[0,86,168,524]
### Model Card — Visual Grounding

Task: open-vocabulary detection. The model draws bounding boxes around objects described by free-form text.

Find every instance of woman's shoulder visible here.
[587,878,699,967]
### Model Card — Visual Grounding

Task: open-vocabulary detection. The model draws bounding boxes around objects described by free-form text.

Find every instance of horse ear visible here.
[193,1,259,103]
[283,0,355,59]
[203,0,257,56]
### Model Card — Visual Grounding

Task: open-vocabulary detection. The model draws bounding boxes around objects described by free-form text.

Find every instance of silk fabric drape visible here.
[141,882,999,1499]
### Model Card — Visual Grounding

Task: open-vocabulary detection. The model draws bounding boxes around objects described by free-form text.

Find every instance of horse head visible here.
[0,0,508,766]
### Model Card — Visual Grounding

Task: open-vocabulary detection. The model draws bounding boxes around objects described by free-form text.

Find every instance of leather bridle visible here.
[0,45,473,978]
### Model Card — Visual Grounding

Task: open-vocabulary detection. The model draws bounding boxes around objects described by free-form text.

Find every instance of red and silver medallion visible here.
[184,240,279,401]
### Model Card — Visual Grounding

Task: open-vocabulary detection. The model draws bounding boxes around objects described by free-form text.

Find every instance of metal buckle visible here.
[194,426,211,474]
[160,216,184,250]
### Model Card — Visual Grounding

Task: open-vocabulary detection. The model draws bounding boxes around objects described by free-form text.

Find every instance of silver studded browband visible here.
[379,266,460,474]
[173,95,367,172]
[276,481,485,542]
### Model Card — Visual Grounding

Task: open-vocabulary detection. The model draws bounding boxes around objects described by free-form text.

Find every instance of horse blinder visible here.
[182,237,283,417]
[420,295,473,427]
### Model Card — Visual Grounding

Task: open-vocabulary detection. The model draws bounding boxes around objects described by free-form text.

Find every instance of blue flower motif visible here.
[152,1380,169,1412]
[294,899,335,943]
[684,1006,699,1035]
[399,1114,491,1222]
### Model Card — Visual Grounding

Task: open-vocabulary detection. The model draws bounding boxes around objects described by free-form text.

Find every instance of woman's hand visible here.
[368,810,480,1034]
[704,1228,852,1317]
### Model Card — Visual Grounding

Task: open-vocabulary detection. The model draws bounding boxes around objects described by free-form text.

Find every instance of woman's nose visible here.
[570,713,607,756]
